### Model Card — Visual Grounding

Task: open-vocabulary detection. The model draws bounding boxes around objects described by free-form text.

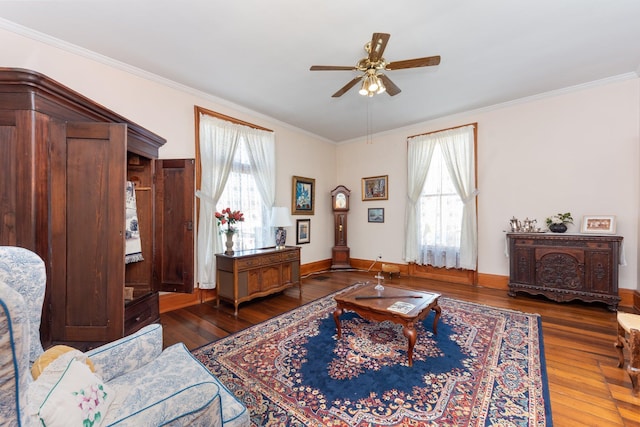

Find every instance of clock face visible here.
[335,192,347,209]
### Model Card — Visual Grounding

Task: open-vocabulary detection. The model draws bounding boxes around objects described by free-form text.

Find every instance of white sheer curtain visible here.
[196,115,240,289]
[222,126,275,250]
[243,127,276,225]
[404,137,436,262]
[404,124,477,270]
[196,114,276,289]
[440,126,478,269]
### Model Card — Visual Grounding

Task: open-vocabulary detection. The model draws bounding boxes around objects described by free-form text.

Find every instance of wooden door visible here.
[154,159,194,293]
[50,122,126,343]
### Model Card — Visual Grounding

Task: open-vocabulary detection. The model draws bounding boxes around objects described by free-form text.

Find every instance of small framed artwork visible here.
[296,219,310,244]
[368,208,384,223]
[362,175,388,201]
[580,215,616,234]
[292,176,315,215]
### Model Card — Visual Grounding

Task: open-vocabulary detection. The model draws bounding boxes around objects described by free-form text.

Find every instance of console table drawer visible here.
[236,257,263,270]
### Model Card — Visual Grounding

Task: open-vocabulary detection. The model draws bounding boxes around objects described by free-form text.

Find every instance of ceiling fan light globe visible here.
[358,79,369,96]
[366,75,379,92]
[376,75,386,94]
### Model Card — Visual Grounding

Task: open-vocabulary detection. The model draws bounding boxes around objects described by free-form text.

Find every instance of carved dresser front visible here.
[507,233,622,310]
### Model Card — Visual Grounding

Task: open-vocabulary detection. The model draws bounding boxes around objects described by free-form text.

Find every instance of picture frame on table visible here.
[296,219,310,244]
[292,176,315,215]
[368,208,384,223]
[362,175,388,201]
[580,215,616,234]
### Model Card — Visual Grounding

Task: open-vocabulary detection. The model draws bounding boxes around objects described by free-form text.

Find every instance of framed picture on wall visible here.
[362,175,388,201]
[580,215,616,234]
[292,176,315,215]
[368,208,384,223]
[296,219,310,244]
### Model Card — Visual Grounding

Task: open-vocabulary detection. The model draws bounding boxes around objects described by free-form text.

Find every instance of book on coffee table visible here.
[387,301,415,314]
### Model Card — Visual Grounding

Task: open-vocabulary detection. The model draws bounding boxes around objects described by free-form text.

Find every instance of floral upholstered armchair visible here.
[0,246,249,427]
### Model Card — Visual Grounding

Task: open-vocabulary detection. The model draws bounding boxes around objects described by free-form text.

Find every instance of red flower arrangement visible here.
[215,208,245,233]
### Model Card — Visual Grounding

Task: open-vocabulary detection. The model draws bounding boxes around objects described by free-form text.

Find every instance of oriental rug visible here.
[193,285,552,426]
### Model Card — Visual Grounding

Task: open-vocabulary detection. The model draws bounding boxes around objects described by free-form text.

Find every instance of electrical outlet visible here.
[377,253,382,259]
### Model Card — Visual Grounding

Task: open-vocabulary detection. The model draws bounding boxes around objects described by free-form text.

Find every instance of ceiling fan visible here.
[310,32,441,98]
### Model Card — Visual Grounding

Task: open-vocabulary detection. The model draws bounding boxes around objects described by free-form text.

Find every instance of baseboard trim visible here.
[477,273,509,290]
[159,259,639,312]
[621,288,639,311]
[159,288,216,314]
[301,259,332,277]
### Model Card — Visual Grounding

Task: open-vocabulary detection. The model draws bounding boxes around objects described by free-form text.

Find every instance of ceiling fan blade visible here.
[386,55,441,70]
[332,76,362,97]
[310,65,357,71]
[379,74,401,96]
[368,33,390,63]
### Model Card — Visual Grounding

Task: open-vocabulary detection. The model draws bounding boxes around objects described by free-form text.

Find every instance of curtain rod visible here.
[407,122,476,140]
[194,105,273,132]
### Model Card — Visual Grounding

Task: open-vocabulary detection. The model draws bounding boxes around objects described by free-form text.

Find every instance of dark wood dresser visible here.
[215,246,301,315]
[506,233,622,310]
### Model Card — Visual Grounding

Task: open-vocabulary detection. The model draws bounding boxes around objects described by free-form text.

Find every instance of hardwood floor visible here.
[160,270,640,426]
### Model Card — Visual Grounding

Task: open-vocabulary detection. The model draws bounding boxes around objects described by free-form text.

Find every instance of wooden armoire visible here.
[0,68,194,349]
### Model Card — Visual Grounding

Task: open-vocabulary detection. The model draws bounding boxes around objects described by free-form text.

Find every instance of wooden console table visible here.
[507,233,622,310]
[215,246,301,315]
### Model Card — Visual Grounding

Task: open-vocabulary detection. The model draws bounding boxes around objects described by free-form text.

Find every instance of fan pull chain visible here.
[366,98,373,144]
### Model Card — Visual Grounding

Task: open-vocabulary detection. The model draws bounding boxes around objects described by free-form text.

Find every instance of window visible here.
[405,124,477,270]
[194,106,275,289]
[216,140,270,251]
[418,143,464,267]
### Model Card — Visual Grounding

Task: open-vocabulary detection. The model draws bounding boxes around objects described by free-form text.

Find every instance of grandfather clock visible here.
[331,185,351,269]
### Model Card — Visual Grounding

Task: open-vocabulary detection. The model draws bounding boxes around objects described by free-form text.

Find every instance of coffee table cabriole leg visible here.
[405,303,440,367]
[432,304,441,334]
[333,305,344,338]
[403,323,418,367]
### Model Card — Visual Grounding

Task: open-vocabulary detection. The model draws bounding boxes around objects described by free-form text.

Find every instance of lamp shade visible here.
[270,207,292,227]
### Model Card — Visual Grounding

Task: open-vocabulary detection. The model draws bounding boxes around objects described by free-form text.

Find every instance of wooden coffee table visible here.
[333,283,441,367]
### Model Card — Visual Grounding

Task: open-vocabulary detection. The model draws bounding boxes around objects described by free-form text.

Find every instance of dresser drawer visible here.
[124,292,160,335]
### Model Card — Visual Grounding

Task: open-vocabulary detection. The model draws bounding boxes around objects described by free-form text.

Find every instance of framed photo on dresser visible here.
[580,215,616,234]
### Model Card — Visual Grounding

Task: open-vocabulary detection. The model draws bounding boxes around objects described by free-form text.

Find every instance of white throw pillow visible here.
[29,351,115,427]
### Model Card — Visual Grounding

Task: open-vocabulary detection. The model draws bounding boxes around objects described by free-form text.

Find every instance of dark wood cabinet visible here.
[216,246,301,315]
[0,68,194,348]
[507,233,622,310]
[153,159,195,293]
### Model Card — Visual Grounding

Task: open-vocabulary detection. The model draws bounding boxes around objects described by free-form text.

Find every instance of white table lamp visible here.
[271,206,292,249]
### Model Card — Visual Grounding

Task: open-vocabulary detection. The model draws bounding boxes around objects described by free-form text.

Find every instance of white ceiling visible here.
[1,1,640,143]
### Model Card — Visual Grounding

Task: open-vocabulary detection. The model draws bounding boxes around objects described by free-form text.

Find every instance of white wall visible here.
[337,78,640,290]
[0,26,337,267]
[3,25,638,291]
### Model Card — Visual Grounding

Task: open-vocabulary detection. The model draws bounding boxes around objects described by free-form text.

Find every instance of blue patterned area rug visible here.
[193,286,552,426]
